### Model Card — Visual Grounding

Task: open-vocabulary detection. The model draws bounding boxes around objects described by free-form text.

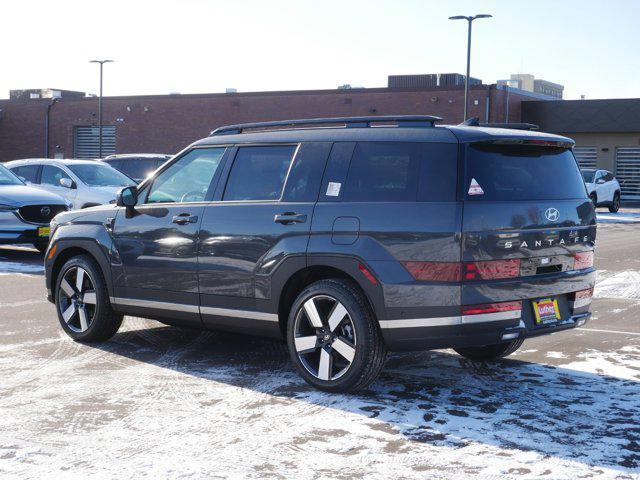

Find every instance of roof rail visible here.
[210,115,442,136]
[459,117,539,131]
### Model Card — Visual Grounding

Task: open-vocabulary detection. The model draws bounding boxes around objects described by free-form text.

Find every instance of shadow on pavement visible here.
[0,246,44,275]
[93,323,640,473]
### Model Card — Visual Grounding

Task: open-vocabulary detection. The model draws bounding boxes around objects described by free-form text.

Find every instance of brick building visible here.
[0,81,543,162]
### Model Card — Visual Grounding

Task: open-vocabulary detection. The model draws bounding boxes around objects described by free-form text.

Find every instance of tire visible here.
[609,192,620,213]
[589,192,598,207]
[32,240,48,254]
[286,279,387,392]
[54,255,123,342]
[454,338,524,361]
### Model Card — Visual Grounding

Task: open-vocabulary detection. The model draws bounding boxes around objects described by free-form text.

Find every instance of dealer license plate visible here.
[532,298,561,325]
[38,226,50,238]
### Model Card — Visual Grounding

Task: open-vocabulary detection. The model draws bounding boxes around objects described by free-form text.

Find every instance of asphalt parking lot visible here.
[0,210,639,479]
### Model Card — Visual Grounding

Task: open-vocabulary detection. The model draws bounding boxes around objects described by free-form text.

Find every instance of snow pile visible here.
[595,270,640,300]
[0,320,638,479]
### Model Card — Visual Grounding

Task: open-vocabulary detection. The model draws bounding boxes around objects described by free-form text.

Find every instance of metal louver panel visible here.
[73,126,116,159]
[616,147,640,200]
[573,146,597,169]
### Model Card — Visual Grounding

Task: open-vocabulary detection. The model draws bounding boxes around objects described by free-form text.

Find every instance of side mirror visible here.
[117,186,138,207]
[596,178,605,184]
[59,177,74,189]
[18,176,27,183]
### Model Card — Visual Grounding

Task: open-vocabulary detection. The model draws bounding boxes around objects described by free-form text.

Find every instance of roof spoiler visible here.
[460,117,539,131]
[210,115,442,136]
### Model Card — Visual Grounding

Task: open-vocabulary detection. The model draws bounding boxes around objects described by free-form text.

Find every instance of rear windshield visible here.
[465,143,587,201]
[581,170,596,183]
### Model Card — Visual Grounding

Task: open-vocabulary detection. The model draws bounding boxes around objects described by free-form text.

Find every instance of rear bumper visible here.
[381,311,591,351]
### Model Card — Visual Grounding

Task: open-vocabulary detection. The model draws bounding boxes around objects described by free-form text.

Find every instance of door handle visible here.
[274,212,307,225]
[172,214,198,225]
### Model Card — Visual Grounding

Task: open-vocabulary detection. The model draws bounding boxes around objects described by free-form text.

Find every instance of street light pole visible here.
[89,59,114,158]
[448,14,492,121]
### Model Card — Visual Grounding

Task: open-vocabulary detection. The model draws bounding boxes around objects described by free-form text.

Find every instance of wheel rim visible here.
[293,295,356,381]
[57,267,97,333]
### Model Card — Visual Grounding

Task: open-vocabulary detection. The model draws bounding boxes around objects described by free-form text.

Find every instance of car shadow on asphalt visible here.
[91,322,640,474]
[0,246,45,275]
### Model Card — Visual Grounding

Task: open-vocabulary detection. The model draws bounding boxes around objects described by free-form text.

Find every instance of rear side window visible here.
[223,145,296,201]
[465,143,587,201]
[343,142,457,202]
[12,164,39,183]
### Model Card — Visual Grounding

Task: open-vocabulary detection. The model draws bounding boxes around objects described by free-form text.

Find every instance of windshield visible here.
[0,165,24,186]
[67,163,134,187]
[581,170,596,183]
[465,143,588,201]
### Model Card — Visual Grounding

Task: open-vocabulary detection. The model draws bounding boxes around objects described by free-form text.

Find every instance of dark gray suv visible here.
[44,116,596,391]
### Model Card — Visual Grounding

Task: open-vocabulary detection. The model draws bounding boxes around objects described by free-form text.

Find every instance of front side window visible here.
[41,165,73,186]
[67,163,134,187]
[146,148,225,204]
[123,158,159,180]
[223,145,296,201]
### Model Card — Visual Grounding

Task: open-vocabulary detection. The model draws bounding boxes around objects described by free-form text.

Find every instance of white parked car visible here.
[581,168,621,213]
[5,159,135,210]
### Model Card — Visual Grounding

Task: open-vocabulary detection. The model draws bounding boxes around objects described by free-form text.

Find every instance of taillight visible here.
[402,259,521,282]
[462,301,522,316]
[573,251,594,270]
[572,288,593,309]
[401,262,461,282]
[463,259,520,280]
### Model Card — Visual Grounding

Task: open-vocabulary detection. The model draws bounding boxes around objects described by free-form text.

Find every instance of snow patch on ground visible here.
[546,351,568,359]
[597,211,640,223]
[0,320,638,479]
[595,270,640,300]
[0,262,43,275]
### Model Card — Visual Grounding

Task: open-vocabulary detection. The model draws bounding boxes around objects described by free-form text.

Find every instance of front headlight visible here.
[0,204,17,211]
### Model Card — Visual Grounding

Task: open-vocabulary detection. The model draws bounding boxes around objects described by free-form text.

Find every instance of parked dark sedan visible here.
[0,164,68,252]
[101,154,171,183]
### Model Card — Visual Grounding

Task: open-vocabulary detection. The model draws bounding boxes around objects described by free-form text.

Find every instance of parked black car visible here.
[102,154,171,183]
[44,116,596,391]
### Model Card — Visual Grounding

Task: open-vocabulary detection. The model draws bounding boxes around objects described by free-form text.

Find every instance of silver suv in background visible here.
[0,164,68,252]
[6,159,136,209]
[581,168,621,213]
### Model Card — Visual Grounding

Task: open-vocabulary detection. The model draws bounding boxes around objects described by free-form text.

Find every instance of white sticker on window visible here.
[326,182,341,197]
[468,178,484,196]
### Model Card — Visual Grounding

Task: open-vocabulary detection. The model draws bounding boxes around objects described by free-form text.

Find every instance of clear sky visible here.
[1,0,638,100]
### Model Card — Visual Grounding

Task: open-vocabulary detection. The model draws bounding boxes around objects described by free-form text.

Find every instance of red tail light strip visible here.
[461,301,522,324]
[401,262,461,282]
[402,260,521,282]
[570,288,593,309]
[573,251,594,270]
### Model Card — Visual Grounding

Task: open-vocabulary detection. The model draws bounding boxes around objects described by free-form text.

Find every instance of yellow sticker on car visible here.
[38,226,50,238]
[533,298,561,324]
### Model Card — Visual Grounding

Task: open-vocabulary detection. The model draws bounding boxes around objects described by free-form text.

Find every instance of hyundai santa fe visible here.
[44,116,596,392]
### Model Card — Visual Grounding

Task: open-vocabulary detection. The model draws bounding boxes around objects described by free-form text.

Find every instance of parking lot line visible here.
[577,327,640,336]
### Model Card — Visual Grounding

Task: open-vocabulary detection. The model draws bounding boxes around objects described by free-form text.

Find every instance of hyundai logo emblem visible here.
[40,206,51,217]
[545,207,560,222]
